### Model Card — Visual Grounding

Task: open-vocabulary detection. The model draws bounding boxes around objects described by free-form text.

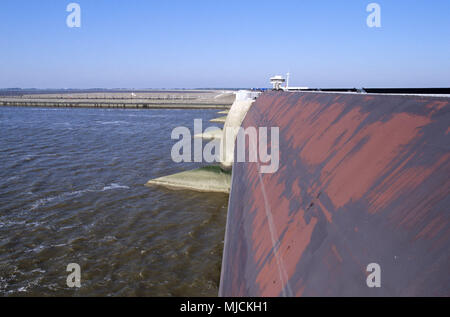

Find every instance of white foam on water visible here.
[23,155,37,161]
[101,183,130,191]
[30,183,130,210]
[30,195,60,210]
[32,245,45,253]
[97,120,128,125]
[0,220,26,229]
[52,243,67,248]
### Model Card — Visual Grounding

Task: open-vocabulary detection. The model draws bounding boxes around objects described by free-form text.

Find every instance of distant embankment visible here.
[0,90,235,109]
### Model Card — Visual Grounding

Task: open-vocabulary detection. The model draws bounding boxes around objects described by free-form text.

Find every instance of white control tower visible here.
[270,75,285,90]
[270,73,309,91]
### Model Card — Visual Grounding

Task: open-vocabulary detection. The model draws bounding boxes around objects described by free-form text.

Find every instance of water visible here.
[0,106,228,296]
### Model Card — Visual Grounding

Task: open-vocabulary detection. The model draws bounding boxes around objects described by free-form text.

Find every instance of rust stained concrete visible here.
[219,91,450,296]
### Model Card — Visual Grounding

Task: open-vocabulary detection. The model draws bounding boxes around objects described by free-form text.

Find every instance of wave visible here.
[6,176,19,182]
[0,220,26,228]
[30,183,130,210]
[126,114,166,118]
[97,121,128,125]
[23,155,37,162]
[101,183,130,191]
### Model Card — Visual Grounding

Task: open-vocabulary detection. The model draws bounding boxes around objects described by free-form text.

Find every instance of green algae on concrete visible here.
[146,165,231,193]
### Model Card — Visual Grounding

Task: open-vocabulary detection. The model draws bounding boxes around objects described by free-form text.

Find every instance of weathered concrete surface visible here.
[220,99,255,170]
[194,127,223,140]
[146,165,231,193]
[220,91,450,296]
[210,116,228,123]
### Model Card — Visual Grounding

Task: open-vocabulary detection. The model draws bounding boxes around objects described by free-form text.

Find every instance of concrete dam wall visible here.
[219,91,450,296]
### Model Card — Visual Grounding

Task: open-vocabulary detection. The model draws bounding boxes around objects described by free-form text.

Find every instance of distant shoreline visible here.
[0,90,235,109]
[0,101,231,109]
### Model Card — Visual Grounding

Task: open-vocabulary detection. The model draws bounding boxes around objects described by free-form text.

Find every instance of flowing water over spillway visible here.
[0,106,228,296]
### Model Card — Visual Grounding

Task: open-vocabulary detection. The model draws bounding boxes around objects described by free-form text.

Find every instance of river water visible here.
[0,106,228,296]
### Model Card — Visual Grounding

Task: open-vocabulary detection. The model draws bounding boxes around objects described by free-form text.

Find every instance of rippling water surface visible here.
[0,106,228,296]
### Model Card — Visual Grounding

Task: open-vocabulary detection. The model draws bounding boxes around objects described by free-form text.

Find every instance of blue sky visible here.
[0,0,449,88]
